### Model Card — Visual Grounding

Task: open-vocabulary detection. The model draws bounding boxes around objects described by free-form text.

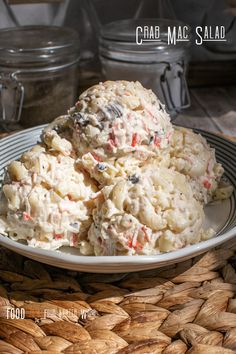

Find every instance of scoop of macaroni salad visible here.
[170,127,233,204]
[0,144,97,253]
[88,165,214,256]
[42,80,173,162]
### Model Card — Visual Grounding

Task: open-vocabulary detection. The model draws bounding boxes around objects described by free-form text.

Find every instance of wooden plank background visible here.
[175,86,236,141]
[188,62,236,87]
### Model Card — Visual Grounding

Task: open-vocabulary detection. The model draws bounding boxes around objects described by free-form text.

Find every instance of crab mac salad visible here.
[0,144,97,253]
[88,166,214,256]
[42,80,172,185]
[170,127,233,204]
[43,80,173,160]
[0,80,233,255]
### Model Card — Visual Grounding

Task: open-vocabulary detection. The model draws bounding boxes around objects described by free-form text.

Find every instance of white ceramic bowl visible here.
[0,126,235,273]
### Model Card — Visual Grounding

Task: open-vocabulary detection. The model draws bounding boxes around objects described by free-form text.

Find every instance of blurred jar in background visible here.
[0,0,185,96]
[99,19,191,118]
[0,26,79,128]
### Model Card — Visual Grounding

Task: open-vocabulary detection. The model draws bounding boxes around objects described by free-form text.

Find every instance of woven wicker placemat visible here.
[1,241,236,354]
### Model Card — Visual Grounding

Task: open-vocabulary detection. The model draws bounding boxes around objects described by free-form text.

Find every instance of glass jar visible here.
[99,19,191,118]
[0,26,79,128]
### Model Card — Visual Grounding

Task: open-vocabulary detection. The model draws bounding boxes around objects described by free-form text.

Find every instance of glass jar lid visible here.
[100,18,191,63]
[0,26,80,69]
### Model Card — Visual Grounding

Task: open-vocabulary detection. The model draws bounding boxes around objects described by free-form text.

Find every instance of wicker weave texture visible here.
[1,242,236,353]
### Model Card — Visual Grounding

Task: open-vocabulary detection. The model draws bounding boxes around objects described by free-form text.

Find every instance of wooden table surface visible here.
[175,86,236,141]
[0,86,236,141]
